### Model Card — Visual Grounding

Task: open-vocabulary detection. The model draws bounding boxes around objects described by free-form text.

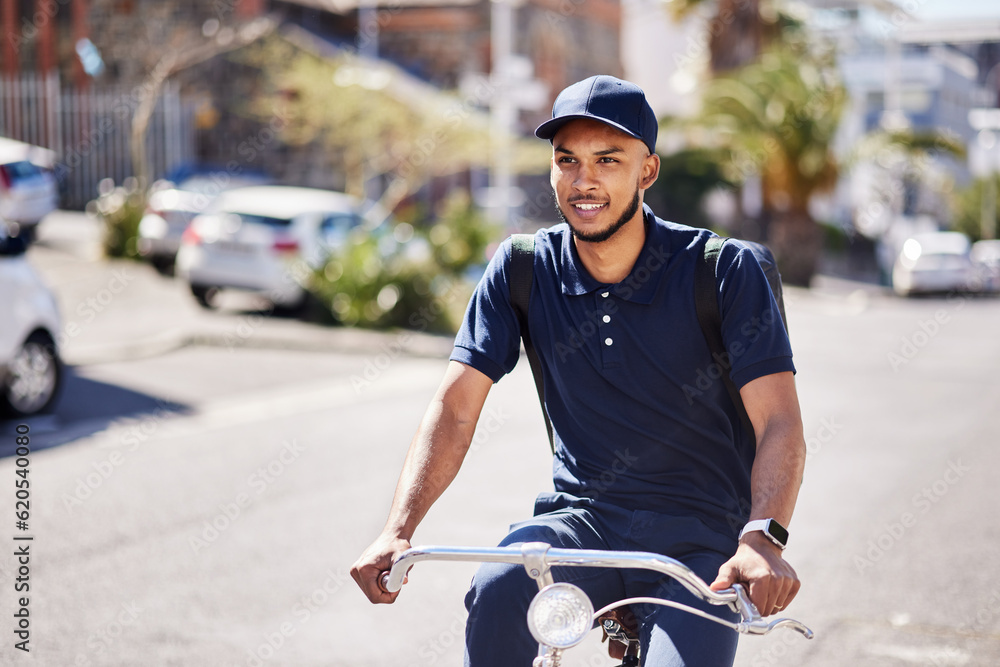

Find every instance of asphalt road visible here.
[0,213,998,666]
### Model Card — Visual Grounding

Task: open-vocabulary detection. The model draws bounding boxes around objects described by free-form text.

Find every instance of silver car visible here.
[892,232,975,297]
[0,138,59,237]
[971,239,1000,294]
[137,172,272,273]
[175,185,387,310]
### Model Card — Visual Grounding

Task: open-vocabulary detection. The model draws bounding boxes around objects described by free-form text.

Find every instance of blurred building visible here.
[795,1,1000,282]
[805,3,998,237]
[620,0,708,121]
[0,0,623,213]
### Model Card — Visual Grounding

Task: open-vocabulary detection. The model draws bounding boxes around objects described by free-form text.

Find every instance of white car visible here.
[137,172,272,273]
[971,239,1000,294]
[175,186,388,309]
[0,138,59,235]
[892,232,976,297]
[0,220,62,417]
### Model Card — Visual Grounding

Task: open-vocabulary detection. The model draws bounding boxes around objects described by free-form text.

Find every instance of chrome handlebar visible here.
[381,542,814,640]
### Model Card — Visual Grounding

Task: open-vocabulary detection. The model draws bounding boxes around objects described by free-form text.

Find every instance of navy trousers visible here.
[464,492,741,666]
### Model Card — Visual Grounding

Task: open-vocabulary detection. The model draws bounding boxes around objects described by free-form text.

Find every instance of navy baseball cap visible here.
[535,75,658,154]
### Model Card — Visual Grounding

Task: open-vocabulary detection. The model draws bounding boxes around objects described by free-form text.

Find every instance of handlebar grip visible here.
[378,571,391,594]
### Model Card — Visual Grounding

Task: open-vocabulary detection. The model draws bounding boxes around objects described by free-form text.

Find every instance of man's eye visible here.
[599,157,618,163]
[557,157,576,164]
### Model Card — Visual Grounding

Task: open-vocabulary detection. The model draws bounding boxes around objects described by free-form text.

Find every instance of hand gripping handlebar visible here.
[380,543,814,639]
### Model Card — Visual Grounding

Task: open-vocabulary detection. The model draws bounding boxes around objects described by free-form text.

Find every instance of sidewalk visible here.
[30,211,886,368]
[30,211,455,367]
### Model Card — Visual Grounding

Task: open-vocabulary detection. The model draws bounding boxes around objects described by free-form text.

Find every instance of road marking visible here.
[124,357,438,445]
[24,357,443,452]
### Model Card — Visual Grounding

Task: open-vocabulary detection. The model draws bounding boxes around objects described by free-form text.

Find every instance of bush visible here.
[310,193,496,333]
[952,175,1000,242]
[88,177,145,259]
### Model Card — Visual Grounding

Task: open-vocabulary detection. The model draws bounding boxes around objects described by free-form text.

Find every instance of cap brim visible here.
[534,114,645,145]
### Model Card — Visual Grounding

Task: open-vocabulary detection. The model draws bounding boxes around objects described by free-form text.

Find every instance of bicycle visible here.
[381,541,813,666]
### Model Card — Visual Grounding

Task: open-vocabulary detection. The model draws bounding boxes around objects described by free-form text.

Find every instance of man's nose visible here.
[572,163,599,191]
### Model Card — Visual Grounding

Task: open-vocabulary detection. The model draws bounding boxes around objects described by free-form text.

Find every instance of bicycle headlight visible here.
[526,582,594,649]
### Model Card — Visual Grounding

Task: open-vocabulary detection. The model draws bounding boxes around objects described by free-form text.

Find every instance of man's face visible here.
[550,119,658,244]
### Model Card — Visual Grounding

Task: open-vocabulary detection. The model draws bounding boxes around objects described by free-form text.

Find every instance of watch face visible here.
[767,519,789,546]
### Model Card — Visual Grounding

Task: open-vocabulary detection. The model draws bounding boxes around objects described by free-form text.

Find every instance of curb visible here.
[61,323,457,366]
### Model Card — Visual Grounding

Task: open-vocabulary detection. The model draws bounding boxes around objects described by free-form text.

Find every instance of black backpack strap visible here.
[694,236,757,443]
[509,234,555,454]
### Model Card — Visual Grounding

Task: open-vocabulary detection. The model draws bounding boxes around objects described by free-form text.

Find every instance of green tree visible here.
[849,128,966,239]
[684,41,846,284]
[310,192,496,332]
[240,35,547,215]
[953,175,1000,242]
[644,147,735,229]
[668,0,768,73]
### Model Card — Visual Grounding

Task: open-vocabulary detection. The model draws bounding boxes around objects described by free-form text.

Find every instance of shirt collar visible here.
[559,204,672,304]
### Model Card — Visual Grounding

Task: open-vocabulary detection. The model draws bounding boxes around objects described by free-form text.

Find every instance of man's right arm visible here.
[351,360,495,603]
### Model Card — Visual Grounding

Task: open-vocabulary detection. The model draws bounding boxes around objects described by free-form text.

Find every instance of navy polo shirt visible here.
[451,205,794,536]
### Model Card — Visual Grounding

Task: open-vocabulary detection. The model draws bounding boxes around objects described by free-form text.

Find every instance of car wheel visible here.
[1,332,62,417]
[150,256,176,277]
[191,285,219,309]
[271,289,309,317]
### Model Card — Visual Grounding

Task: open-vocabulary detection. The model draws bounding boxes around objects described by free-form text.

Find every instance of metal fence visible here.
[0,72,196,210]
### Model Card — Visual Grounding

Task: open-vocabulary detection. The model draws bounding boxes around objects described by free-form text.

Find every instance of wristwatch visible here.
[739,519,788,550]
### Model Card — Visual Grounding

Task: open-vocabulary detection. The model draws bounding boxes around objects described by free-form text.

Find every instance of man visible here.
[352,75,806,666]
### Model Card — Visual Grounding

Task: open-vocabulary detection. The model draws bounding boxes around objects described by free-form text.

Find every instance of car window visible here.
[320,213,363,233]
[319,212,363,247]
[232,212,292,227]
[1,161,41,180]
[917,254,969,271]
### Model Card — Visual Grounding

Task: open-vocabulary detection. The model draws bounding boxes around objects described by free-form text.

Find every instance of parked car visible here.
[137,170,272,273]
[0,138,59,238]
[892,231,975,297]
[175,185,391,310]
[971,239,1000,294]
[0,220,62,417]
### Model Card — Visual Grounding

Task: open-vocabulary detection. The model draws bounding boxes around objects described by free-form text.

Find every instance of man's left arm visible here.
[709,371,806,616]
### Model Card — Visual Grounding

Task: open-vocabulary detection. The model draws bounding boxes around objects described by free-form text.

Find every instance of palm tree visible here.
[686,42,847,284]
[668,0,761,73]
[850,129,966,229]
[667,0,903,74]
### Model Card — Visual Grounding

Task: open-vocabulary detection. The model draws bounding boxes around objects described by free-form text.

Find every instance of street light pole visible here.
[490,0,516,232]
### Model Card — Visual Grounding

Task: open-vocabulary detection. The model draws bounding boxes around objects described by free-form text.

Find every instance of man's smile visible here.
[569,200,609,219]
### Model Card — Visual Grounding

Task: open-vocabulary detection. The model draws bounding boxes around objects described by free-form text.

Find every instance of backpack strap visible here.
[694,236,757,443]
[509,234,555,454]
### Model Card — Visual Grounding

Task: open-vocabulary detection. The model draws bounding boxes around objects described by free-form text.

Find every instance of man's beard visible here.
[555,187,641,244]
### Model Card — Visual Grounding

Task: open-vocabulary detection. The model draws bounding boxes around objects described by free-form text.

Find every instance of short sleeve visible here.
[715,241,795,389]
[449,238,523,382]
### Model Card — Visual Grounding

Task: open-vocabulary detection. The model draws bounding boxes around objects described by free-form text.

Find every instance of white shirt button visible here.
[604,337,613,346]
[601,291,610,298]
[603,315,611,323]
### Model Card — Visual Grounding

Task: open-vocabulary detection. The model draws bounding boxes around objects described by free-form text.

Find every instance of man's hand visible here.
[351,534,412,604]
[709,532,800,617]
[351,362,493,605]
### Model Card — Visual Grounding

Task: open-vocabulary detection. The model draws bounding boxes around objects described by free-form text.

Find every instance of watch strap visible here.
[739,518,788,550]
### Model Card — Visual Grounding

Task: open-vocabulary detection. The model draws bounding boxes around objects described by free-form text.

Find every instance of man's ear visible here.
[639,153,660,190]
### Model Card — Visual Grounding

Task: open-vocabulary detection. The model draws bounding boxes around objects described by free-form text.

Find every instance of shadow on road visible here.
[0,367,192,457]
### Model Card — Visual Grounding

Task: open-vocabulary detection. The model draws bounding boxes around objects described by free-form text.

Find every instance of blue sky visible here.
[915,0,1000,21]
